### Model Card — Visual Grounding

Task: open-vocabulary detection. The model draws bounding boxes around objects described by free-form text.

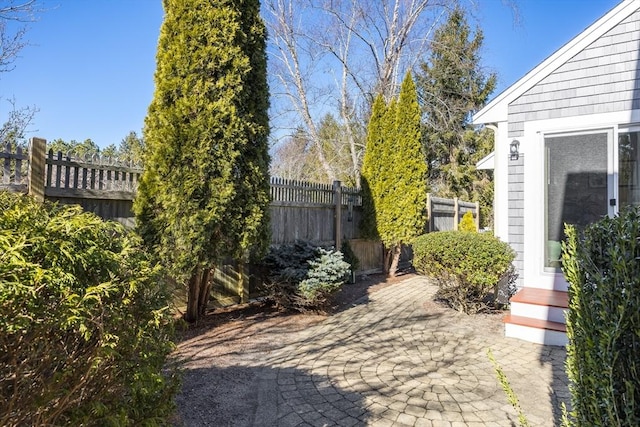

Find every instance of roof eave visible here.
[473,0,639,126]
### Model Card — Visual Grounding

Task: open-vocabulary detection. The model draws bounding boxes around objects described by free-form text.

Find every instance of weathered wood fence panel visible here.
[348,239,384,274]
[43,149,143,228]
[427,194,480,232]
[1,142,28,193]
[269,177,362,245]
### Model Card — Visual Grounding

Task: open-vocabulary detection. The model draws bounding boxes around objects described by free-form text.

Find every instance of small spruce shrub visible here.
[458,211,477,232]
[412,231,516,313]
[562,208,640,426]
[261,240,350,311]
[0,192,178,426]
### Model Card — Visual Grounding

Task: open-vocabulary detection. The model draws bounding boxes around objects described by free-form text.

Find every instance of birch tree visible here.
[264,0,452,186]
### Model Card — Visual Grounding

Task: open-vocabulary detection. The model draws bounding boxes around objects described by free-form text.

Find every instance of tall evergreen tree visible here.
[360,95,387,238]
[362,73,427,276]
[416,7,496,224]
[135,0,271,322]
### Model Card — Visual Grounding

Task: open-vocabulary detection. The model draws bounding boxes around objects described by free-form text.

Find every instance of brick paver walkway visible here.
[177,276,570,426]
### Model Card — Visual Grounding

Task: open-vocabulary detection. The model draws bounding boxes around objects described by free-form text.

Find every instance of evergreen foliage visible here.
[0,192,177,426]
[413,231,516,313]
[361,73,428,276]
[261,240,350,311]
[459,210,477,232]
[416,7,496,227]
[340,239,360,273]
[360,94,386,239]
[135,0,271,322]
[562,209,640,426]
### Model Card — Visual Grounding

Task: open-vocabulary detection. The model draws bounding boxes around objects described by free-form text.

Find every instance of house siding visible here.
[503,7,640,288]
[508,155,525,288]
[507,9,640,138]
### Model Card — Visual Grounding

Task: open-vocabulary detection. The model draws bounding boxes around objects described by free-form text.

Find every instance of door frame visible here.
[524,120,618,291]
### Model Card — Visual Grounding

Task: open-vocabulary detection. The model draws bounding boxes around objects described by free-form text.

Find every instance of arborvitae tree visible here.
[360,95,386,238]
[135,0,271,323]
[416,7,496,224]
[362,73,428,276]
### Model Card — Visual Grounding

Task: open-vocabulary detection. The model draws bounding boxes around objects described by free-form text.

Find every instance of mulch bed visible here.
[176,269,418,342]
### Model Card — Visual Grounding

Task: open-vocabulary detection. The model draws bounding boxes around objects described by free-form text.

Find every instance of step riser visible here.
[505,323,568,347]
[516,283,569,292]
[510,302,567,324]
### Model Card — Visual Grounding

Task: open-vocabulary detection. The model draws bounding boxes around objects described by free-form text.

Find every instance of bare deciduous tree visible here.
[264,0,454,186]
[0,1,41,145]
[0,96,37,145]
[0,0,39,73]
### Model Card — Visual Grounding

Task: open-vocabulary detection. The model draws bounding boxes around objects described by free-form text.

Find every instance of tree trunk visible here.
[197,268,213,317]
[185,270,201,323]
[388,244,402,277]
[383,246,392,275]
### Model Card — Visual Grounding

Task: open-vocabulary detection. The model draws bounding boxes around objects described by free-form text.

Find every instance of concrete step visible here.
[510,288,568,324]
[510,288,568,308]
[504,289,570,346]
[504,314,568,346]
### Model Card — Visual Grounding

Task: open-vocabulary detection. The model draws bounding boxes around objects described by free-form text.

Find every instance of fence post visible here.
[28,137,46,202]
[426,193,432,233]
[333,180,342,250]
[475,201,480,231]
[453,197,459,231]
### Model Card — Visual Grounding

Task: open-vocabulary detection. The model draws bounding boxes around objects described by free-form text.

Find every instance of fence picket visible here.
[6,138,478,237]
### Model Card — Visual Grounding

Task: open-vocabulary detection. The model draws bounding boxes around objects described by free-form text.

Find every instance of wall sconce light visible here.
[510,140,520,161]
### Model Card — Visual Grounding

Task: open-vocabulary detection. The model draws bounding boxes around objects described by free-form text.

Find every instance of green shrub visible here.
[341,239,360,272]
[261,240,350,311]
[0,192,178,426]
[562,208,640,426]
[412,231,516,313]
[458,211,477,232]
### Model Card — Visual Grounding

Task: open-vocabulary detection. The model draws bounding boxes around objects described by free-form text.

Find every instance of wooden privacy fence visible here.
[3,138,479,305]
[426,194,480,232]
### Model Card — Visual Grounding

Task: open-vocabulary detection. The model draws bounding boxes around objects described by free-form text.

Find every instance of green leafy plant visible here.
[412,231,516,313]
[0,192,178,426]
[562,207,640,426]
[458,210,477,232]
[261,240,350,311]
[487,349,530,427]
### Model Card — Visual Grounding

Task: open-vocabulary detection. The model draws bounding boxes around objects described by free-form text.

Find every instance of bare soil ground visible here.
[176,269,418,346]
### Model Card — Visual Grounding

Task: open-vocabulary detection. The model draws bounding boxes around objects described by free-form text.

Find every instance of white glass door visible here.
[544,131,612,270]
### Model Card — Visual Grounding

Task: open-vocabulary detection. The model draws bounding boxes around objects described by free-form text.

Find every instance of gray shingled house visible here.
[473,0,640,345]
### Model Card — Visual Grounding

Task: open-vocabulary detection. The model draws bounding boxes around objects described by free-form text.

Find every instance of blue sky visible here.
[0,0,622,149]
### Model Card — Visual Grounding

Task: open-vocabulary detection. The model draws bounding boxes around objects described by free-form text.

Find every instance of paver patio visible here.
[175,276,570,426]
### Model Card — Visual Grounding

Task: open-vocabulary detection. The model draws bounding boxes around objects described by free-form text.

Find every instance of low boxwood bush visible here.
[0,192,178,426]
[412,231,516,313]
[261,240,350,311]
[562,208,640,426]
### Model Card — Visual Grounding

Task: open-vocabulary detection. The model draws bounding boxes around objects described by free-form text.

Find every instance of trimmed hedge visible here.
[0,192,178,426]
[413,231,516,313]
[562,208,640,426]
